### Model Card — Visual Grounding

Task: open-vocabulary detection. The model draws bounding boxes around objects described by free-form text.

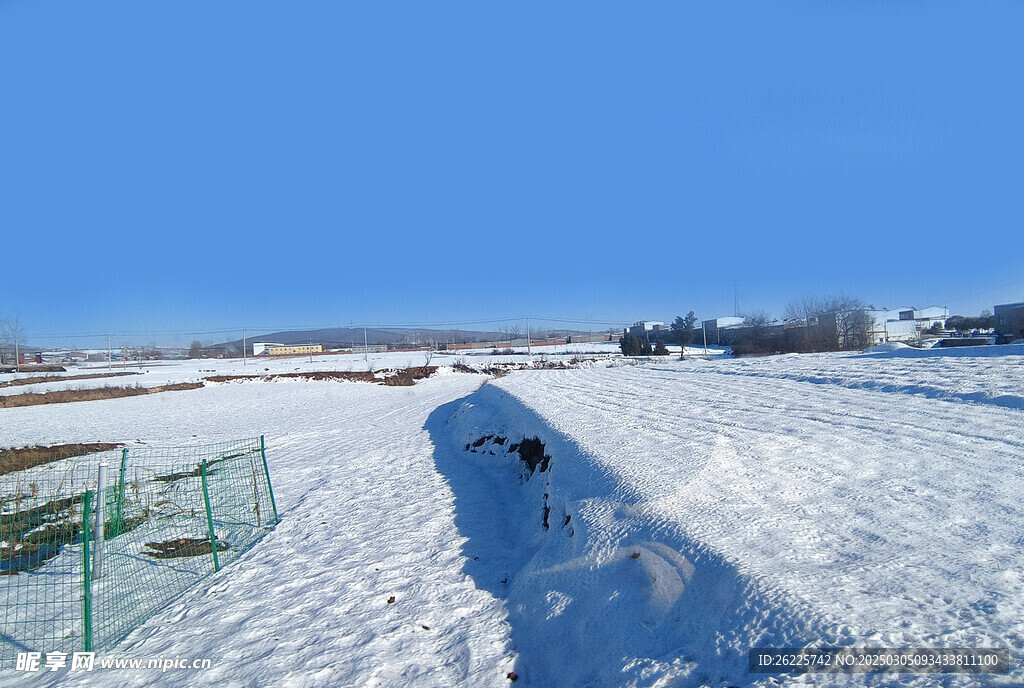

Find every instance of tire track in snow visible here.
[666,349,1024,411]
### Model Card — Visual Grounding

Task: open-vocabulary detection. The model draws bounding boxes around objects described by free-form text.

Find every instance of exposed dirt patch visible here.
[383,366,436,386]
[0,494,90,573]
[143,537,229,559]
[0,500,150,574]
[517,437,551,473]
[0,495,85,529]
[0,382,203,409]
[0,364,67,374]
[106,514,149,539]
[0,525,83,573]
[206,366,436,386]
[464,434,551,472]
[0,443,124,476]
[0,371,140,389]
[451,360,573,378]
[152,465,205,483]
[466,435,510,456]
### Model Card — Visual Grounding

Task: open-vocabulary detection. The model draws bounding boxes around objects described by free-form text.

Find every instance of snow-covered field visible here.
[0,342,634,398]
[0,345,1021,686]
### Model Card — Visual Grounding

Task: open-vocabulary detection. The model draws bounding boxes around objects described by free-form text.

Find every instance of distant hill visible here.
[211,327,506,353]
[212,326,601,354]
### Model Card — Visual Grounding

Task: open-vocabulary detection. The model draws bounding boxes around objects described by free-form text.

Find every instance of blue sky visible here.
[2,1,1022,347]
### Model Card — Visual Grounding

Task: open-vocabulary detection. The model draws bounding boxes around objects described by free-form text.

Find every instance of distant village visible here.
[0,329,616,369]
[629,300,1023,356]
[2,300,1022,370]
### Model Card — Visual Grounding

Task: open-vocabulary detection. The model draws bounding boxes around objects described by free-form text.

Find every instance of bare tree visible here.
[498,324,522,342]
[729,311,774,356]
[742,310,772,345]
[835,301,874,350]
[784,295,820,323]
[0,316,7,366]
[786,295,873,351]
[0,316,26,370]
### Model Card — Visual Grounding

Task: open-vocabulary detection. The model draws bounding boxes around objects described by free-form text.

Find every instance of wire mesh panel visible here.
[0,438,278,667]
[0,452,109,664]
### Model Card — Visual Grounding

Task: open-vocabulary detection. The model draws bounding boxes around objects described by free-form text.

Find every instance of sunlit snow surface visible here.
[0,344,1021,687]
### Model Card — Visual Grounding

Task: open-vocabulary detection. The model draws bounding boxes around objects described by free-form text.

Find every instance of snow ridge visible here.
[427,383,821,687]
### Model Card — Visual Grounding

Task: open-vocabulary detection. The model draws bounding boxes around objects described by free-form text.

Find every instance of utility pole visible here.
[14,334,19,373]
[363,324,368,363]
[526,318,532,356]
[703,324,708,354]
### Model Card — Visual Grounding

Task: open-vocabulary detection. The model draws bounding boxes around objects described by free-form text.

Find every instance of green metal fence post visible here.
[200,459,220,572]
[112,448,128,536]
[259,435,279,524]
[81,490,94,653]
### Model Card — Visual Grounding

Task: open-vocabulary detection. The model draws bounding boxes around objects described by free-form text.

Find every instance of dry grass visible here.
[455,360,570,378]
[382,366,436,386]
[0,371,139,389]
[0,382,203,409]
[0,442,124,476]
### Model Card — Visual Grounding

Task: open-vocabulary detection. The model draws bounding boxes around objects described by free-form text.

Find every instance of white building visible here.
[867,307,949,345]
[701,317,746,347]
[252,342,286,356]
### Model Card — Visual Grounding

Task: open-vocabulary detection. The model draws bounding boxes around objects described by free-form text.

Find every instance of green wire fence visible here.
[0,437,278,667]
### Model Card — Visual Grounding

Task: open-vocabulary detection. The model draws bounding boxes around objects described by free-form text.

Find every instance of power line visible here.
[24,315,633,342]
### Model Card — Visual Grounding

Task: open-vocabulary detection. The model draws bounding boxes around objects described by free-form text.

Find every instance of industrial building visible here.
[867,307,949,345]
[994,302,1024,340]
[253,343,323,356]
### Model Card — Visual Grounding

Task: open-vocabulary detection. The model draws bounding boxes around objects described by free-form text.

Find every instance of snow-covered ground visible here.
[0,345,1021,686]
[1,373,517,687]
[713,343,1024,410]
[461,352,1024,686]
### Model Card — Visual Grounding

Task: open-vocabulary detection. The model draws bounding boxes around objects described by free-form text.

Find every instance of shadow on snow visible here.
[425,383,824,688]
